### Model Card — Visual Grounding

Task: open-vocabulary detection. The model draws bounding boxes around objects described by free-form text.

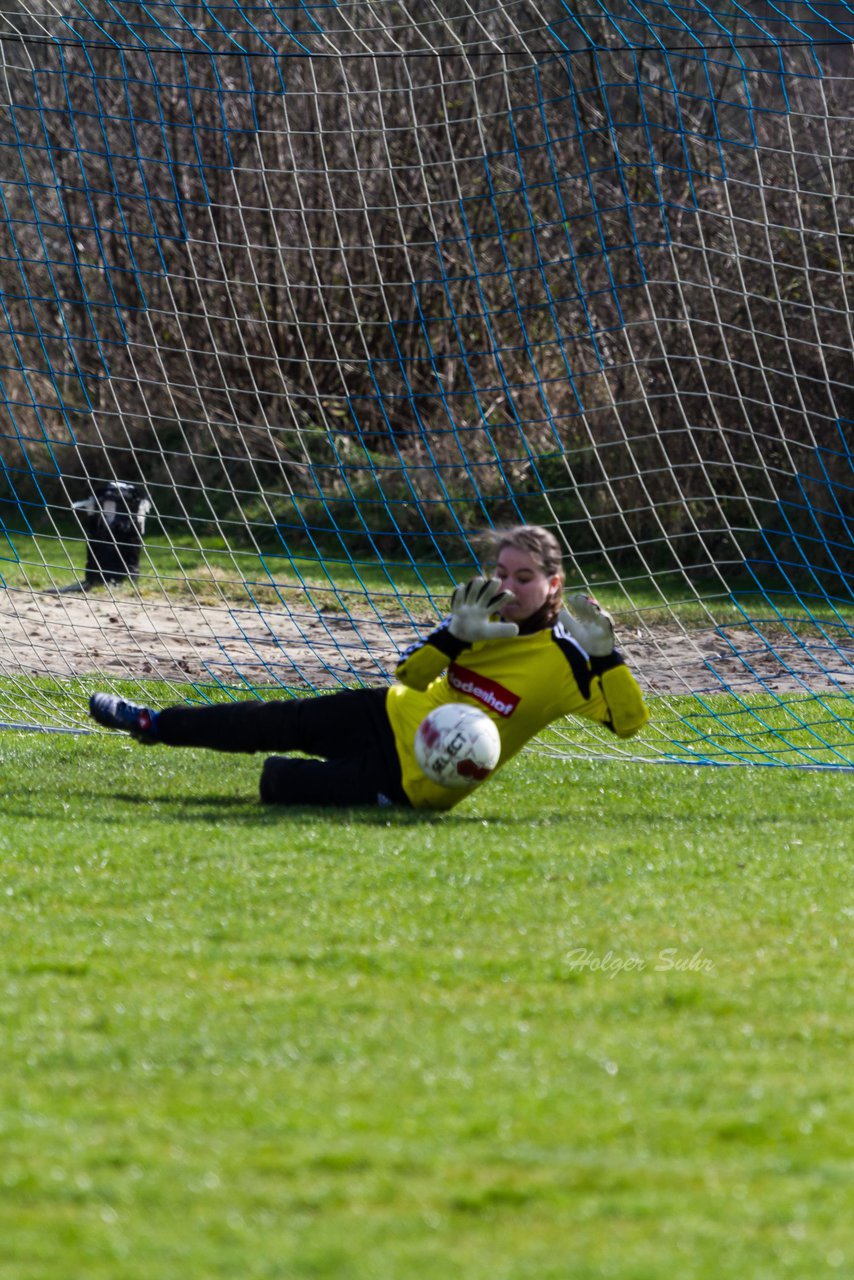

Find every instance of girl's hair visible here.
[485,524,566,630]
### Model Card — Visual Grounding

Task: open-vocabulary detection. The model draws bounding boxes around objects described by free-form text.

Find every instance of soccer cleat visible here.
[89,691,157,741]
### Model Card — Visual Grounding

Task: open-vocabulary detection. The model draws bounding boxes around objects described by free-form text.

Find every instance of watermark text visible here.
[564,947,715,978]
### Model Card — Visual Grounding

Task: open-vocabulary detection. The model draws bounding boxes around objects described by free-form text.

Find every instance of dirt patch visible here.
[1,586,852,697]
[621,624,854,696]
[0,586,396,689]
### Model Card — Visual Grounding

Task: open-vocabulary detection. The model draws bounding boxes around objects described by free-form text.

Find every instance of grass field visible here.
[1,726,851,1279]
[1,526,803,628]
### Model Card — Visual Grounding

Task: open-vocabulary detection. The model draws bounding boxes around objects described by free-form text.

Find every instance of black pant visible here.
[156,687,410,808]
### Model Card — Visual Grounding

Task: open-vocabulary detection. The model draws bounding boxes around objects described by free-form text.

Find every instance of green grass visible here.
[1,526,803,627]
[0,528,459,608]
[542,690,854,771]
[0,730,851,1279]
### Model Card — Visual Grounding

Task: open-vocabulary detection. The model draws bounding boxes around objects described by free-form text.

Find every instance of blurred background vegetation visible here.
[0,3,850,586]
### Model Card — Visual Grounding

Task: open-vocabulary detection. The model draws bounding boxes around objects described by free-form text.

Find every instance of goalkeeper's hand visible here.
[448,576,519,643]
[558,593,615,656]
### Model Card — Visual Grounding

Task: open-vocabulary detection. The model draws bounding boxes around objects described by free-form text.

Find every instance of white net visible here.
[0,2,852,765]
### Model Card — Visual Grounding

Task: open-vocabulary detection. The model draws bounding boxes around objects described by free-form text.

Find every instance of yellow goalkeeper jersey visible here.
[385,619,649,810]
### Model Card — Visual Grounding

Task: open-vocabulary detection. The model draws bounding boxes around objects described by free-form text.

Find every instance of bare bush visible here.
[0,5,850,577]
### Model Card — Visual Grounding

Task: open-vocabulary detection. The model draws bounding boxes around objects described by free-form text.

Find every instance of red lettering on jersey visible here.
[447,663,520,718]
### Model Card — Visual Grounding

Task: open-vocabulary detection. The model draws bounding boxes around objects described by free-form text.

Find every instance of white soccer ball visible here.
[414,703,501,789]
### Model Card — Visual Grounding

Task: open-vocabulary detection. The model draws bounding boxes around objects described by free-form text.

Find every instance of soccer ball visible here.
[414,703,501,789]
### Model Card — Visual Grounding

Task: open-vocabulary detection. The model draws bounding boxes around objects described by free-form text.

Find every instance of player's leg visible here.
[256,687,408,805]
[89,686,397,759]
[90,690,290,750]
[155,697,306,753]
[89,686,408,805]
[258,752,408,808]
[162,686,394,758]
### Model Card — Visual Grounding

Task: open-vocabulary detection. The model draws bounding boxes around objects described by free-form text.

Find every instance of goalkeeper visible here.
[89,525,649,810]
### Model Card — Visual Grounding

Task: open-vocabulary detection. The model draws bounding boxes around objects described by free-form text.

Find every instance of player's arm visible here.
[395,576,519,691]
[394,620,467,690]
[556,594,649,738]
[590,654,649,738]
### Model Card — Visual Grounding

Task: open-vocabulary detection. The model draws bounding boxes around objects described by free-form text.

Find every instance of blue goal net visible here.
[0,1,852,768]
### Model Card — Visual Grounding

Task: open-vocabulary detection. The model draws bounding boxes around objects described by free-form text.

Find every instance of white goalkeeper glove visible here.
[558,593,616,656]
[448,576,519,643]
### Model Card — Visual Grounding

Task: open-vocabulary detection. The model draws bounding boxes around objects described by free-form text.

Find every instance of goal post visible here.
[0,1,852,768]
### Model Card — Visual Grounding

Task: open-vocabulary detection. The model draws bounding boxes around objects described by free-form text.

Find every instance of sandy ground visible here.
[1,586,852,699]
[621,625,854,696]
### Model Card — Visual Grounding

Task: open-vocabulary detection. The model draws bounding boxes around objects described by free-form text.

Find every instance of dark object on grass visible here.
[54,482,151,594]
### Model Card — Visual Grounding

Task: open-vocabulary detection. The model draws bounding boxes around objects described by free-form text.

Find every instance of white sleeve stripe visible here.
[554,621,590,662]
